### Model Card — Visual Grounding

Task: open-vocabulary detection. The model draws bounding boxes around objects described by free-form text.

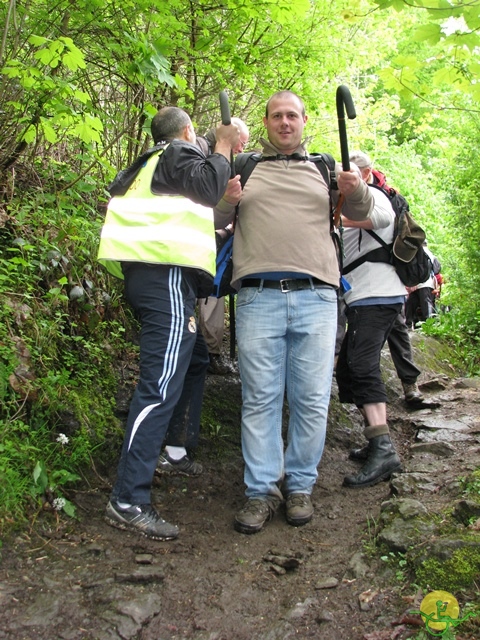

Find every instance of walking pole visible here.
[333,85,356,227]
[219,91,236,362]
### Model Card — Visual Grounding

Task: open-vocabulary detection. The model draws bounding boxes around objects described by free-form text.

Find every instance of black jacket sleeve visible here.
[108,145,165,196]
[151,140,231,207]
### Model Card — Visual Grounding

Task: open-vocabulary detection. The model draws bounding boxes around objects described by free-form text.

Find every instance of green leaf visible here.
[2,65,22,78]
[41,119,58,144]
[33,461,48,492]
[51,469,80,484]
[28,35,49,46]
[412,23,442,45]
[34,47,59,67]
[432,66,460,86]
[392,55,422,70]
[73,89,90,104]
[144,103,158,117]
[22,125,36,143]
[62,500,77,518]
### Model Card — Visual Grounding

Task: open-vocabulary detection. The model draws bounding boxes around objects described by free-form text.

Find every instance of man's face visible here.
[233,130,249,155]
[263,95,307,154]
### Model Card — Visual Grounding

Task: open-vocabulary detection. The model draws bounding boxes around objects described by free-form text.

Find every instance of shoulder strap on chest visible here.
[235,152,262,188]
[236,151,337,192]
[307,152,337,192]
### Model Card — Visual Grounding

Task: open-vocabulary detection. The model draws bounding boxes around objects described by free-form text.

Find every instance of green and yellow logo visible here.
[414,590,477,636]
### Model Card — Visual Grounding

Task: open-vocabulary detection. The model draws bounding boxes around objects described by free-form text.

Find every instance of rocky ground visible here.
[1,333,479,640]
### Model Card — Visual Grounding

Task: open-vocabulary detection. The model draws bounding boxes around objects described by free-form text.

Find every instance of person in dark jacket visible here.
[100,106,239,540]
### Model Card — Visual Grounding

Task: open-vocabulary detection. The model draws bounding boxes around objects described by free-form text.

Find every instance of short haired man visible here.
[155,118,250,475]
[215,91,374,533]
[98,106,239,539]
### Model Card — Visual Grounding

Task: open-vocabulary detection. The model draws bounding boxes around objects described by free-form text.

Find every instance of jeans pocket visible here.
[236,287,260,308]
[313,286,337,304]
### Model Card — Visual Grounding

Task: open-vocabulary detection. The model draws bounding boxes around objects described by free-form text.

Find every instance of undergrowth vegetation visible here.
[0,165,130,528]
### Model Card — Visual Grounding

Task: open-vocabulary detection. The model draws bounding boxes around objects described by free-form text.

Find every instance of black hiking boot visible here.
[348,443,369,462]
[343,434,403,489]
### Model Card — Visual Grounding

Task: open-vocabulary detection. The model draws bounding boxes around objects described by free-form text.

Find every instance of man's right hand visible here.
[222,175,242,205]
[214,123,240,160]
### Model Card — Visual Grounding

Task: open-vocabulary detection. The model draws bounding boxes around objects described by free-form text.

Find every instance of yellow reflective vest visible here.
[98,150,216,279]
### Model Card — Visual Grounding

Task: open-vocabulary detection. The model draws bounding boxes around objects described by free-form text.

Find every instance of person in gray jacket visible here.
[336,153,405,488]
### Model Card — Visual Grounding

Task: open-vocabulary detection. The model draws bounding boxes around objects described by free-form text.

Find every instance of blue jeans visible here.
[236,283,337,500]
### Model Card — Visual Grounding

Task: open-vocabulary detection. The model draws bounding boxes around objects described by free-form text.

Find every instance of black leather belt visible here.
[241,278,330,293]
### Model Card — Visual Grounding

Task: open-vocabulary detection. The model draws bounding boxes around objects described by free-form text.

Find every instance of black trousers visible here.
[111,264,209,505]
[405,287,434,327]
[387,309,420,384]
[336,303,402,407]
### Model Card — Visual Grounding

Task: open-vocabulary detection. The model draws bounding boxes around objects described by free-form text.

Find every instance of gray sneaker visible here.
[234,498,278,534]
[155,453,203,477]
[285,493,314,526]
[105,501,179,540]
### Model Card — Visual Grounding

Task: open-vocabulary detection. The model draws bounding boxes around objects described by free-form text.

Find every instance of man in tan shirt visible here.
[215,91,373,534]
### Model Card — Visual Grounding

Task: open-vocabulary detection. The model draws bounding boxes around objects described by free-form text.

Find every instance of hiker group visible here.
[97,91,443,541]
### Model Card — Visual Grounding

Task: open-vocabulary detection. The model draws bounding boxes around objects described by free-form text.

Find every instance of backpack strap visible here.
[235,151,337,192]
[308,152,337,192]
[235,152,262,188]
[342,244,391,275]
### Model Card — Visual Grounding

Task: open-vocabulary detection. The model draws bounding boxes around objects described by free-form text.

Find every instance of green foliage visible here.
[0,157,131,528]
[31,446,80,518]
[460,469,480,499]
[380,551,409,582]
[415,546,480,592]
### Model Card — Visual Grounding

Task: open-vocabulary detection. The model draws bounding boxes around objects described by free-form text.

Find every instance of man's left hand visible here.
[337,170,361,195]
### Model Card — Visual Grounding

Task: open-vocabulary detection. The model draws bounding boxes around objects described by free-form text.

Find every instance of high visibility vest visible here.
[98,150,216,279]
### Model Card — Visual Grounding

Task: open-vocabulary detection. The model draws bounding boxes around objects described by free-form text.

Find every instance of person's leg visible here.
[283,286,337,495]
[163,329,209,451]
[236,286,287,500]
[405,291,418,329]
[387,311,421,383]
[282,285,337,526]
[338,304,400,408]
[335,296,347,358]
[337,304,403,488]
[156,329,209,476]
[417,287,433,321]
[387,311,425,404]
[198,296,225,356]
[110,265,197,506]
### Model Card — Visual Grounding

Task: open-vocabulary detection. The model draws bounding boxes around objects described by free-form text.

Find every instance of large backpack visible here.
[342,182,432,288]
[212,152,338,298]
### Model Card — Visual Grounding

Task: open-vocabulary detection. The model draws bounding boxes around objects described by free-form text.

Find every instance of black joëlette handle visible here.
[219,90,235,177]
[336,85,356,172]
[219,90,231,125]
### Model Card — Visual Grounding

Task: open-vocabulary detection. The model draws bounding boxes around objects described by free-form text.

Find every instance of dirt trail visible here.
[1,334,479,640]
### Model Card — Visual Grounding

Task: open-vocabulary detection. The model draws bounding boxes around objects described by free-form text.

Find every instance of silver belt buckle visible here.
[280,279,290,293]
